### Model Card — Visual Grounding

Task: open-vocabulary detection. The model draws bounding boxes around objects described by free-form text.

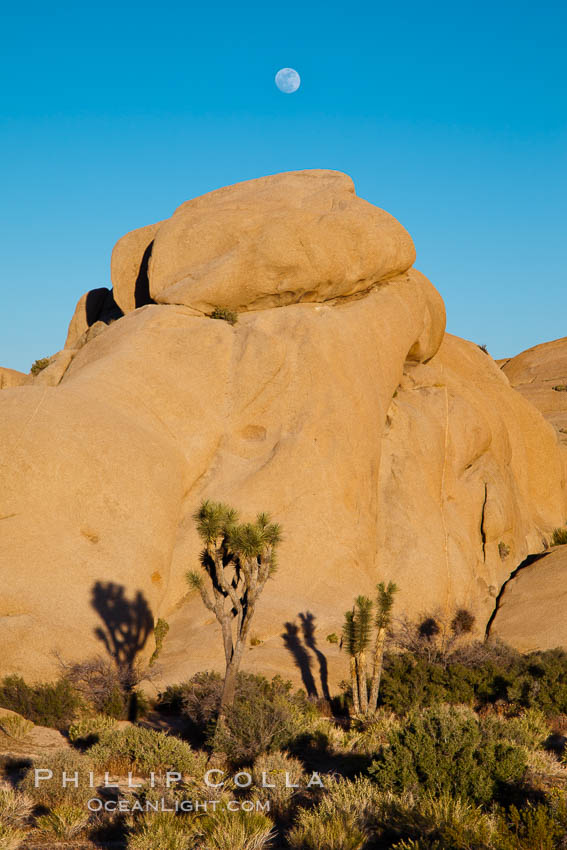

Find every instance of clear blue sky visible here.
[1,0,565,372]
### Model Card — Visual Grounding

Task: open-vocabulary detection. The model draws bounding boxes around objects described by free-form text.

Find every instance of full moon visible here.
[275,68,300,94]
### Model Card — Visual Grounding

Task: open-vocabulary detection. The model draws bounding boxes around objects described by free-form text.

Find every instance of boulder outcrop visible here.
[0,170,565,688]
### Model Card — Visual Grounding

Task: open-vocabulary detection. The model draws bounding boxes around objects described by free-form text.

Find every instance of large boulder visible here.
[490,546,567,652]
[110,170,416,314]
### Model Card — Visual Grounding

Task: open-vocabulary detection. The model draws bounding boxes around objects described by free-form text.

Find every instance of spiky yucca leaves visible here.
[187,500,281,711]
[368,581,398,714]
[343,596,373,715]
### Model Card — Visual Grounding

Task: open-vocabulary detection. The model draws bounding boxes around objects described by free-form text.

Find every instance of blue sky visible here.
[1,0,565,371]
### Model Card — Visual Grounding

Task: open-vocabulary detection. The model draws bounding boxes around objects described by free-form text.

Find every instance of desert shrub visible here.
[450,608,475,636]
[210,306,238,325]
[68,713,117,746]
[506,648,567,714]
[198,805,274,849]
[496,802,566,850]
[498,541,511,560]
[552,527,567,546]
[0,675,79,729]
[0,788,33,827]
[368,704,527,806]
[341,710,401,755]
[179,670,224,738]
[127,812,198,850]
[63,657,129,717]
[378,644,567,715]
[525,748,567,787]
[30,357,50,375]
[251,751,306,818]
[315,776,387,833]
[150,618,170,666]
[327,633,339,644]
[209,674,323,765]
[287,808,366,850]
[88,726,207,776]
[0,823,26,850]
[482,707,550,750]
[380,792,498,849]
[0,713,34,740]
[20,749,94,808]
[35,803,90,840]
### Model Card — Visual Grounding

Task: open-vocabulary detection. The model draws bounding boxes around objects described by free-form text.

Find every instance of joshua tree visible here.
[187,500,281,711]
[342,595,373,715]
[367,581,398,714]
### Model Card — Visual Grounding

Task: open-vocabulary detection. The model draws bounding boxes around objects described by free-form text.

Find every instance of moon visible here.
[275,68,301,94]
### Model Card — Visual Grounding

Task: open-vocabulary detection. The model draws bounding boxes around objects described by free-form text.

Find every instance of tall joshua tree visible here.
[187,500,281,712]
[368,581,398,714]
[342,596,373,715]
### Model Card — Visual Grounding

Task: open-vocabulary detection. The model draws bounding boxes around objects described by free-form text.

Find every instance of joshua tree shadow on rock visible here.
[91,581,153,719]
[299,611,330,701]
[282,612,330,701]
[282,622,318,697]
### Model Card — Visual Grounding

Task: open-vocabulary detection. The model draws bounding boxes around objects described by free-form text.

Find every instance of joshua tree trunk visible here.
[350,656,360,715]
[357,650,368,714]
[367,625,387,715]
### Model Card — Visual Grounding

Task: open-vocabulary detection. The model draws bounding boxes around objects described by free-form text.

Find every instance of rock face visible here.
[0,170,566,688]
[490,546,567,652]
[0,367,28,389]
[501,337,567,447]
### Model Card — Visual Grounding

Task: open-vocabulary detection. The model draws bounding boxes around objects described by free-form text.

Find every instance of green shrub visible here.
[496,803,565,850]
[198,805,274,850]
[368,704,526,805]
[68,713,117,746]
[210,306,238,325]
[127,812,198,850]
[378,644,567,716]
[35,803,90,840]
[88,725,207,776]
[327,633,339,644]
[209,674,323,765]
[20,749,94,808]
[551,527,567,546]
[0,713,34,740]
[0,676,79,730]
[30,357,50,375]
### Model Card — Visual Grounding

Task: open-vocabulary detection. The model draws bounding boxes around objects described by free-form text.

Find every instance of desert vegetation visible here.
[2,609,567,848]
[187,500,281,711]
[209,306,238,325]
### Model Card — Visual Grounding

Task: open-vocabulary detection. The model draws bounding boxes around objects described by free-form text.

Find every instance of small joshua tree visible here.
[368,581,398,714]
[342,596,373,715]
[187,500,281,712]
